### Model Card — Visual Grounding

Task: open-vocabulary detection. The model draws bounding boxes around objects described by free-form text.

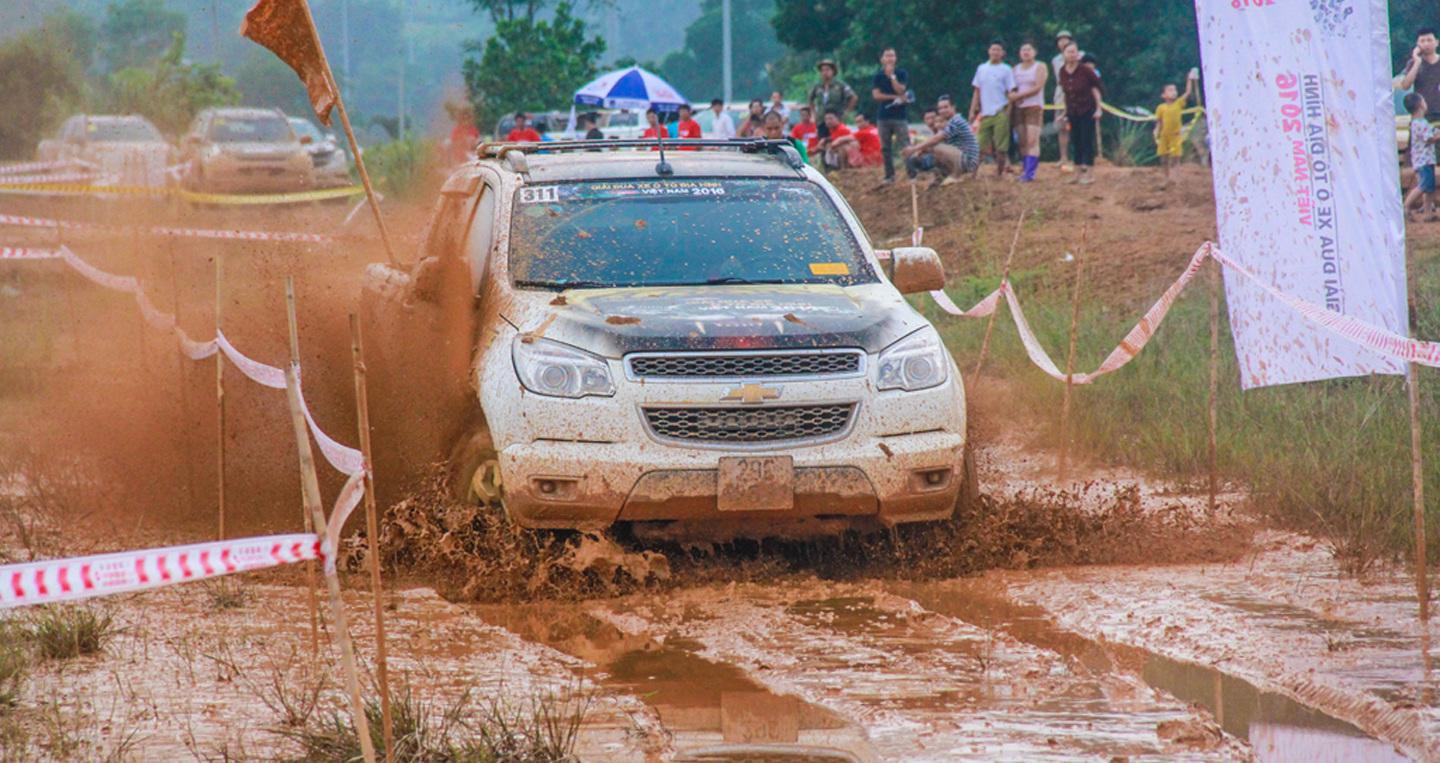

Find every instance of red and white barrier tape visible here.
[0,248,63,260]
[0,161,69,177]
[0,211,340,244]
[0,533,321,609]
[927,239,1440,383]
[0,173,106,185]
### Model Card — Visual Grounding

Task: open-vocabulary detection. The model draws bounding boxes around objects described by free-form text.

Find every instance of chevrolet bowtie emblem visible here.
[721,383,781,404]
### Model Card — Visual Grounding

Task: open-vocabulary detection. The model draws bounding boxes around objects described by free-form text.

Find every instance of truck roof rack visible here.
[475,138,808,172]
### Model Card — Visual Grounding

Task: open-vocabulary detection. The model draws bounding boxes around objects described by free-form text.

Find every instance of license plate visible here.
[717,456,794,512]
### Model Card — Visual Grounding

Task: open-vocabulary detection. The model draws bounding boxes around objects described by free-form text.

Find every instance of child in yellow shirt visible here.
[1154,70,1198,184]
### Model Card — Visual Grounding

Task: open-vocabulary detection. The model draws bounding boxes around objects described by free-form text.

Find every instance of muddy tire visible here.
[449,426,497,506]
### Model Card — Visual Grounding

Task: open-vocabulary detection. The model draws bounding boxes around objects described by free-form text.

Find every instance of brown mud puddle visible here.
[893,579,1411,762]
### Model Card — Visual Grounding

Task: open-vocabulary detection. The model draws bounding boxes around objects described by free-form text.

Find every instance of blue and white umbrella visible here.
[573,66,689,112]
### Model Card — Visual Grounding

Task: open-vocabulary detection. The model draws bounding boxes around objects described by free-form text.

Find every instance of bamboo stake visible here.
[1410,361,1429,623]
[1208,257,1220,513]
[282,284,376,763]
[295,0,400,268]
[286,279,320,657]
[215,252,226,540]
[350,314,394,763]
[910,180,919,233]
[974,210,1026,378]
[1058,225,1088,483]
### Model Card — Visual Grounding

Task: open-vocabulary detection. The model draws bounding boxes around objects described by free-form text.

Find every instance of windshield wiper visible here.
[515,279,617,290]
[701,277,787,285]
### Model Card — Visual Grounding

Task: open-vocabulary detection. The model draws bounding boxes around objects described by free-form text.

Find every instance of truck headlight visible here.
[876,328,949,391]
[513,336,615,398]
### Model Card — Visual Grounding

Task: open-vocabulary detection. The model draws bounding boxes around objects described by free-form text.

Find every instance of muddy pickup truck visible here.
[361,139,974,538]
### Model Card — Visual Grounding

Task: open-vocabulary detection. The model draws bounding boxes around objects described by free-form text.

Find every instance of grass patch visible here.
[200,577,254,611]
[929,245,1440,571]
[26,604,117,660]
[277,680,592,763]
[0,619,28,708]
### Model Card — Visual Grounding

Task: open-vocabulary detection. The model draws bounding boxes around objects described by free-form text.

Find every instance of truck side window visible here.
[467,185,498,295]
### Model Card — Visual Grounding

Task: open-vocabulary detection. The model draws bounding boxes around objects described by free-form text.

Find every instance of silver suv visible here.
[362,139,973,537]
[179,108,314,194]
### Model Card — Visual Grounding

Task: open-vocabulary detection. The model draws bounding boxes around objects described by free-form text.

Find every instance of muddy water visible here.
[473,579,1302,762]
[894,579,1409,762]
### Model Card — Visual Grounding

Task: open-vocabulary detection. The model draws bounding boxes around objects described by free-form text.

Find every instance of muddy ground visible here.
[1,164,1438,761]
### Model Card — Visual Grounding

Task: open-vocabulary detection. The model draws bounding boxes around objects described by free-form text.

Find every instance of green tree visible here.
[771,0,854,55]
[462,1,606,129]
[101,32,240,135]
[101,0,188,72]
[34,8,100,74]
[0,34,85,159]
[659,0,787,104]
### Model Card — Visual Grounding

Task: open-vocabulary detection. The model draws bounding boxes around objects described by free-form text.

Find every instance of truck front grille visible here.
[628,351,862,379]
[644,403,855,445]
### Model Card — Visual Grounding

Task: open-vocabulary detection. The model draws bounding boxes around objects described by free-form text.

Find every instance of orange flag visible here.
[239,0,337,125]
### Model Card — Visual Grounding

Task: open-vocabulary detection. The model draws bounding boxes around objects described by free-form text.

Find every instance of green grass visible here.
[26,604,117,660]
[932,251,1440,570]
[0,619,28,708]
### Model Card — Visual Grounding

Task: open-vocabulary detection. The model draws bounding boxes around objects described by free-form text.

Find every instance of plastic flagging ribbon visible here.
[0,211,340,243]
[40,245,369,528]
[0,160,70,176]
[0,248,63,259]
[177,186,364,205]
[0,534,320,609]
[925,241,1440,383]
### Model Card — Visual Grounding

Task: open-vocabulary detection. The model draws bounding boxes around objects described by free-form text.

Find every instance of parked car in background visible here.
[287,117,351,188]
[178,108,314,195]
[37,115,174,188]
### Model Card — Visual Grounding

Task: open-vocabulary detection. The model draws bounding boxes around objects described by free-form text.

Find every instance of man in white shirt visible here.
[709,98,736,139]
[970,39,1017,178]
[768,91,791,121]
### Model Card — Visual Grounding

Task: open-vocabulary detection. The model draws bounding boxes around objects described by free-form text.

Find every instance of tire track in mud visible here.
[475,579,1254,762]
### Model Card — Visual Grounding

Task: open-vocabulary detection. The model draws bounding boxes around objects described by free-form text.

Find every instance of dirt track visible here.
[2,171,1438,761]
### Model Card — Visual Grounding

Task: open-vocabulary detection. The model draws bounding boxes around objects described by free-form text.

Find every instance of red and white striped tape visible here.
[0,173,106,185]
[0,160,70,177]
[0,211,340,244]
[0,533,321,609]
[0,248,63,260]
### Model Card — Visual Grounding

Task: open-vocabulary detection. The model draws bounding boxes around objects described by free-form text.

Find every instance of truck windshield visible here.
[210,117,293,143]
[508,179,876,290]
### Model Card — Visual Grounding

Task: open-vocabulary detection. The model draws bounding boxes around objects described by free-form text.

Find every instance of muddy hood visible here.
[512,284,925,356]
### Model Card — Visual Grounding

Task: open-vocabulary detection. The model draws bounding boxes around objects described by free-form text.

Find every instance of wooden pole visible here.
[1208,257,1220,513]
[974,210,1026,378]
[910,180,919,233]
[295,0,400,268]
[282,284,376,763]
[1410,361,1429,623]
[286,279,320,657]
[1058,225,1088,483]
[350,314,394,763]
[214,252,226,540]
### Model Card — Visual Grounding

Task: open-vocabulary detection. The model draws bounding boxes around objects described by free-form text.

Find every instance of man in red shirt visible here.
[853,114,882,167]
[674,103,702,150]
[819,111,857,171]
[791,106,818,153]
[505,112,541,142]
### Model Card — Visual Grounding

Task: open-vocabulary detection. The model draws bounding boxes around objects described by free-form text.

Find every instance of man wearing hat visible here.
[1052,30,1084,172]
[809,59,858,148]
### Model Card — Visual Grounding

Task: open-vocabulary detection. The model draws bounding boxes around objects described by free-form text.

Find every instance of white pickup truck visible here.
[361,139,974,538]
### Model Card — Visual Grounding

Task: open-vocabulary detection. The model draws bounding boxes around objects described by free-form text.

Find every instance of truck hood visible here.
[506,283,926,357]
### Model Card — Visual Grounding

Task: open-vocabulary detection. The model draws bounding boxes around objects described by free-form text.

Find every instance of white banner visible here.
[1195,0,1407,388]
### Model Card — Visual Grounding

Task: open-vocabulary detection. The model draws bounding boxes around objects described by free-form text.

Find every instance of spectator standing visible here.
[970,39,1016,178]
[505,112,541,142]
[675,104,703,148]
[853,114,883,167]
[1057,43,1103,184]
[708,98,736,139]
[1153,71,1197,184]
[447,104,480,163]
[903,95,979,185]
[763,110,809,163]
[820,112,858,171]
[791,106,819,153]
[1009,42,1047,181]
[1404,93,1440,221]
[809,59,858,146]
[871,47,915,183]
[1051,31,1083,172]
[582,112,604,140]
[769,91,791,120]
[739,99,767,137]
[1401,29,1440,124]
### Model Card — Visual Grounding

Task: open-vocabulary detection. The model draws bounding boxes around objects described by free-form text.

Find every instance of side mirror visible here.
[889,247,946,294]
[299,134,314,145]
